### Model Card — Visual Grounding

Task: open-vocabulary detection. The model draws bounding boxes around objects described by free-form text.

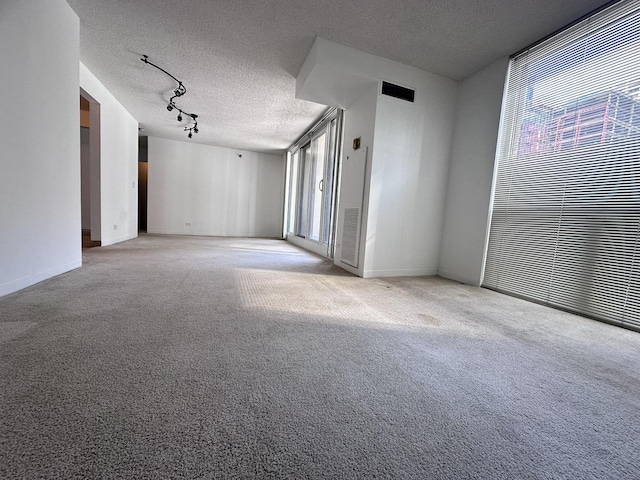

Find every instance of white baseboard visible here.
[100,232,138,247]
[362,267,437,278]
[0,259,82,298]
[437,269,481,286]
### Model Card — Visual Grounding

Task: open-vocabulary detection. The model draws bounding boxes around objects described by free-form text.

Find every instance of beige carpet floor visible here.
[1,234,639,479]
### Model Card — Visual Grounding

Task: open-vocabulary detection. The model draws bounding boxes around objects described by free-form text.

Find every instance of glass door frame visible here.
[284,108,343,259]
[297,129,327,242]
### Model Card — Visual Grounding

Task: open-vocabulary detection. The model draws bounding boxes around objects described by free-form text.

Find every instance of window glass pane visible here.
[322,119,338,244]
[308,133,326,242]
[485,0,640,330]
[287,151,299,234]
[297,145,312,237]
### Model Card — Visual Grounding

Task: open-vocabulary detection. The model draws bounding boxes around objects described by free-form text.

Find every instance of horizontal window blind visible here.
[483,0,640,330]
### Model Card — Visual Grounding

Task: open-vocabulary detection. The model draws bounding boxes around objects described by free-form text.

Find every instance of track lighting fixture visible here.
[141,55,200,139]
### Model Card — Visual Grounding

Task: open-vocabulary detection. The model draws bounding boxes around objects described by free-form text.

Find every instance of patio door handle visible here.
[319,179,323,192]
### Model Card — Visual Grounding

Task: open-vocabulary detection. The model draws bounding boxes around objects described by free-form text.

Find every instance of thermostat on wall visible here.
[353,137,361,150]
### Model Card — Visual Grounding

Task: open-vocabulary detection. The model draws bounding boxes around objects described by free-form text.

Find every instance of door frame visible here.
[285,108,343,259]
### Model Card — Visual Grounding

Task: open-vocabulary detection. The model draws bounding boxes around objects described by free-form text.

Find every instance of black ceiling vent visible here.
[381,81,415,103]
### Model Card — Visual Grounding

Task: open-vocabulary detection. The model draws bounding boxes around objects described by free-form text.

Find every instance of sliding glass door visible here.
[285,109,342,258]
[298,143,312,238]
[301,131,326,242]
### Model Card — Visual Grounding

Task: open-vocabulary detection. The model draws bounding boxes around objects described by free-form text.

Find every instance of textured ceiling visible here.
[66,0,613,154]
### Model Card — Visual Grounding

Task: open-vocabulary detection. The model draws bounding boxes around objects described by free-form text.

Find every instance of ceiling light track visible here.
[141,55,199,139]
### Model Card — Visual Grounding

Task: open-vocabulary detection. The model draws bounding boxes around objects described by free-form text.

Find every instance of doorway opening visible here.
[138,136,148,232]
[79,90,101,248]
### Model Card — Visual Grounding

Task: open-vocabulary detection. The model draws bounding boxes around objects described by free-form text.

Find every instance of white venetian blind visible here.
[483,0,640,330]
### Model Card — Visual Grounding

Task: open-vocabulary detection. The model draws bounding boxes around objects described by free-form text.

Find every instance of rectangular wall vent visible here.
[341,208,360,267]
[381,81,415,103]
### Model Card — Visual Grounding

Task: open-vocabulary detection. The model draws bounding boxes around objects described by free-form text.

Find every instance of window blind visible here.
[483,0,640,330]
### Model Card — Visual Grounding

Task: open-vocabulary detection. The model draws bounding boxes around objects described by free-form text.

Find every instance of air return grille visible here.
[341,208,360,267]
[381,81,415,103]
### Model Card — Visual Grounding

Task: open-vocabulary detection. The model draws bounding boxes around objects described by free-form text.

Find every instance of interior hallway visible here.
[1,235,639,479]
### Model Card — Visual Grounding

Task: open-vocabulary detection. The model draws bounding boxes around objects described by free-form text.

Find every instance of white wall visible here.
[364,71,458,278]
[334,85,379,277]
[439,57,509,285]
[0,0,81,297]
[147,137,284,238]
[80,63,139,247]
[297,38,459,278]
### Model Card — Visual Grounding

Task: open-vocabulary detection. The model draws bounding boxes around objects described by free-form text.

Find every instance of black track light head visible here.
[177,113,183,122]
[166,104,173,112]
[194,127,198,134]
[188,131,193,139]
